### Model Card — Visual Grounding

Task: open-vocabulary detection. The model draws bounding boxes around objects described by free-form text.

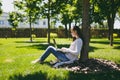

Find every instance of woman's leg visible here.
[40,46,69,62]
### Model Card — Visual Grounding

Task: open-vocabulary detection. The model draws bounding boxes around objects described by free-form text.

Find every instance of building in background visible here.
[0,12,48,28]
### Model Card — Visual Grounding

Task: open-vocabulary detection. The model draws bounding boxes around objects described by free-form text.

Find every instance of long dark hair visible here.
[72,26,83,41]
[72,26,84,59]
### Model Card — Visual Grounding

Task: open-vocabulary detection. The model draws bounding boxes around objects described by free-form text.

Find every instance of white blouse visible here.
[65,38,83,60]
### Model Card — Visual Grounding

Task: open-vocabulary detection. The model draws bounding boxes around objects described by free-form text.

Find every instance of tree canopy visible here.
[90,0,120,46]
[13,0,42,42]
[8,12,23,28]
[0,1,2,15]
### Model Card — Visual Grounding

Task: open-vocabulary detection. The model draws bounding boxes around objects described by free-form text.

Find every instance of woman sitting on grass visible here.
[31,26,83,67]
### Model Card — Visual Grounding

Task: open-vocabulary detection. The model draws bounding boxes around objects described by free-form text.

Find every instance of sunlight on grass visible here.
[89,38,120,63]
[0,38,120,80]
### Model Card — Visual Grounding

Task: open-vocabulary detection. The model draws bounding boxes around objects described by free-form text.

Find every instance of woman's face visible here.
[71,29,77,37]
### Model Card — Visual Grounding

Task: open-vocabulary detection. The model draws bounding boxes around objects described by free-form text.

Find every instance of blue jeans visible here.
[40,46,69,62]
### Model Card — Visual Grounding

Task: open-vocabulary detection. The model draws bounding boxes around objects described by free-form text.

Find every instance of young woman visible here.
[31,26,83,66]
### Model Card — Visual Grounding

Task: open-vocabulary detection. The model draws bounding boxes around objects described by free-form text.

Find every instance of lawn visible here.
[0,38,120,80]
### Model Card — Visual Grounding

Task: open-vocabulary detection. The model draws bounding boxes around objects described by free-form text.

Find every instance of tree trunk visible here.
[47,0,50,44]
[68,22,71,38]
[29,13,32,42]
[107,17,114,46]
[107,0,116,46]
[47,16,50,44]
[64,24,68,38]
[75,20,77,26]
[80,0,90,62]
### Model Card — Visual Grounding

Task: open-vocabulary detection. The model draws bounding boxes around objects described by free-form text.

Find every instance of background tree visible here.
[59,0,80,38]
[73,0,82,26]
[61,14,69,38]
[90,0,120,46]
[40,0,68,43]
[8,12,23,37]
[14,0,42,42]
[60,5,74,38]
[89,0,104,23]
[8,12,23,29]
[0,1,2,15]
[42,0,51,44]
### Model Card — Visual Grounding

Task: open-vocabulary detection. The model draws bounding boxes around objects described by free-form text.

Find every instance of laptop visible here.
[53,38,58,48]
[53,39,64,52]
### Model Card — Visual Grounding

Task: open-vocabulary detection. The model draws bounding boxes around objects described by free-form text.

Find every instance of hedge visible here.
[0,28,120,38]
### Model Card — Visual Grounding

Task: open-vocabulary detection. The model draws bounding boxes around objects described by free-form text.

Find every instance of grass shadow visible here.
[90,41,109,44]
[16,42,102,52]
[68,71,120,80]
[114,46,120,49]
[9,70,120,80]
[16,43,70,50]
[90,40,120,45]
[16,43,49,50]
[9,71,47,80]
[114,42,120,45]
[15,41,47,43]
[89,46,104,52]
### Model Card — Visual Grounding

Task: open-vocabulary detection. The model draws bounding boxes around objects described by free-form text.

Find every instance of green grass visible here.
[0,38,120,80]
[89,38,120,63]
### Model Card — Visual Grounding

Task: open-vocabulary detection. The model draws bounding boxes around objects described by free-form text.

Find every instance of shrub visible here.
[58,25,64,29]
[113,33,118,38]
[31,34,36,38]
[49,33,58,38]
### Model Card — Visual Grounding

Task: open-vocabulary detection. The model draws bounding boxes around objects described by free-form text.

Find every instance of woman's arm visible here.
[62,39,83,56]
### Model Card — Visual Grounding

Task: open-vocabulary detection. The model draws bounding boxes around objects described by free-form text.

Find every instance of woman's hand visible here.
[61,47,68,52]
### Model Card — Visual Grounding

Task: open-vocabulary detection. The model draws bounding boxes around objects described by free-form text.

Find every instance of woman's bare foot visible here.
[31,59,42,64]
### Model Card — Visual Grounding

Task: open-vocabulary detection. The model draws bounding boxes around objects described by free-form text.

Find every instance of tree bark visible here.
[107,0,116,46]
[47,0,51,44]
[68,22,71,38]
[107,16,114,46]
[29,12,32,42]
[47,15,50,44]
[64,24,68,38]
[80,0,90,62]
